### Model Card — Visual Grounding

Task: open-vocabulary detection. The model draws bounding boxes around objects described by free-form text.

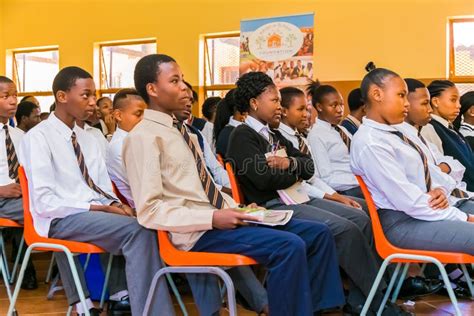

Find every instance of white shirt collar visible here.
[278,122,296,136]
[362,117,398,132]
[431,114,450,128]
[346,115,362,127]
[48,112,75,141]
[245,116,269,134]
[114,127,128,137]
[228,117,242,128]
[315,118,332,130]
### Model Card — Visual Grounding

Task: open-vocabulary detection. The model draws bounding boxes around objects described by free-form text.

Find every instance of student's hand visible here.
[467,215,474,223]
[266,156,290,170]
[437,163,451,174]
[246,203,265,210]
[90,203,135,217]
[427,188,449,210]
[104,115,116,134]
[212,209,261,230]
[325,193,362,209]
[0,183,22,198]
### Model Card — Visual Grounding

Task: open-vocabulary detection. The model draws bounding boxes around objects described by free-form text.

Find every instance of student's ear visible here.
[56,90,67,104]
[431,97,440,108]
[371,86,383,104]
[282,107,288,117]
[249,97,258,111]
[146,83,158,99]
[113,109,122,123]
[315,102,323,112]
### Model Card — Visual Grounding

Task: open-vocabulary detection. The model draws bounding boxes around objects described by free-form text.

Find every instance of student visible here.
[184,82,206,131]
[456,91,474,150]
[75,119,108,158]
[201,96,220,123]
[341,88,365,135]
[15,101,41,133]
[227,72,409,315]
[19,66,174,316]
[420,80,474,191]
[20,95,40,107]
[278,87,367,209]
[306,81,365,199]
[0,76,38,290]
[124,54,345,316]
[95,96,115,137]
[213,89,247,158]
[39,112,50,121]
[350,68,474,260]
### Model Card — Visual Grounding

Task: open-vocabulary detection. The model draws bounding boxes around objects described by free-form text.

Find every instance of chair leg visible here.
[391,263,410,303]
[160,258,188,316]
[9,234,24,283]
[100,254,113,309]
[377,262,402,316]
[0,230,11,282]
[66,305,73,316]
[1,253,13,301]
[460,264,474,298]
[420,263,427,277]
[7,243,91,316]
[83,253,91,272]
[45,253,55,283]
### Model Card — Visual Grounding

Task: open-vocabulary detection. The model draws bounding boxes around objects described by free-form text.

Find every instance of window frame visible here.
[10,46,59,100]
[448,17,474,83]
[97,39,157,97]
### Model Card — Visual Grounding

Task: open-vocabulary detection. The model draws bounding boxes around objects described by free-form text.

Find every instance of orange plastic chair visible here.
[7,166,109,316]
[225,162,245,204]
[216,153,225,167]
[356,175,474,316]
[143,225,257,315]
[0,218,22,282]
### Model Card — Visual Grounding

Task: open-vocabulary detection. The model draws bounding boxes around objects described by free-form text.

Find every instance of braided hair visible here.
[305,79,338,107]
[213,89,237,141]
[454,91,474,129]
[234,72,275,113]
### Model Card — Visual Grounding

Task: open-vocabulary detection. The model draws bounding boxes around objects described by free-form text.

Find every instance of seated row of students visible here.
[457,91,474,148]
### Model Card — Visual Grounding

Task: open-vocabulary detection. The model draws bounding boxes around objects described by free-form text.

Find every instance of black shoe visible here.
[439,283,473,299]
[108,297,131,316]
[398,276,443,300]
[80,308,102,316]
[20,267,38,290]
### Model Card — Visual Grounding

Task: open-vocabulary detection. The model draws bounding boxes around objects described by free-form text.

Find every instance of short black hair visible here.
[15,101,39,125]
[213,89,237,141]
[347,88,364,111]
[113,88,143,110]
[97,96,111,107]
[184,81,198,102]
[134,54,176,103]
[360,68,400,103]
[427,80,455,101]
[49,102,56,112]
[280,86,304,109]
[454,91,474,129]
[404,78,426,93]
[0,76,14,84]
[52,66,92,99]
[305,79,338,106]
[20,95,35,103]
[235,72,275,113]
[201,97,221,120]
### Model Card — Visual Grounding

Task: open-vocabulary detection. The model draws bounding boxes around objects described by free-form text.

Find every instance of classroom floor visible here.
[1,252,474,315]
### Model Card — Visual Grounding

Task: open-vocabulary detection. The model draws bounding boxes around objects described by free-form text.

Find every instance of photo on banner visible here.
[240,13,314,87]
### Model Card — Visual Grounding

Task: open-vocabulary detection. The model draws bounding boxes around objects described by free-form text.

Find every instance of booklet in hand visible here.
[237,207,293,226]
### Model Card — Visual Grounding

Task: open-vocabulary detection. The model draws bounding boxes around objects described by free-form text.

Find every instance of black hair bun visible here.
[365,62,376,73]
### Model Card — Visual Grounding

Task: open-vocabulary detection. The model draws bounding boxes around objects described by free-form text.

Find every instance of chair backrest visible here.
[224,162,244,204]
[355,175,401,259]
[18,166,45,246]
[216,154,224,167]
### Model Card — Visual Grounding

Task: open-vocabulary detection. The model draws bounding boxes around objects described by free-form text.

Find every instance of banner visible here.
[240,13,314,87]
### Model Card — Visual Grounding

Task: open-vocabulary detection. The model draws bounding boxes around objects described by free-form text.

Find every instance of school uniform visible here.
[123,109,344,315]
[108,123,267,314]
[82,123,108,158]
[341,114,361,136]
[19,113,172,315]
[421,114,474,191]
[228,116,387,311]
[216,117,241,158]
[307,118,364,198]
[460,122,474,151]
[351,118,474,255]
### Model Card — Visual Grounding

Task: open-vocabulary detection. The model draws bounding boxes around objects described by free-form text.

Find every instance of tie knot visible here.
[71,132,77,141]
[3,125,8,131]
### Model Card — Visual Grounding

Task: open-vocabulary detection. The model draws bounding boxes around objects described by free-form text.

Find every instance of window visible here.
[448,18,474,92]
[98,39,157,96]
[202,33,240,100]
[11,47,59,112]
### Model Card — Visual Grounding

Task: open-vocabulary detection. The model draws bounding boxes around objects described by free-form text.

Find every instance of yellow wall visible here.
[1,0,473,86]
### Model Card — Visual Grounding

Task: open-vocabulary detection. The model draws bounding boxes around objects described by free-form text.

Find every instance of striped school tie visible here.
[3,125,19,183]
[333,125,351,152]
[391,131,432,192]
[295,132,310,155]
[175,121,225,209]
[71,132,116,201]
[417,130,469,198]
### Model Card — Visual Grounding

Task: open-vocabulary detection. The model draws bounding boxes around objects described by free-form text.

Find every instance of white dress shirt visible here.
[19,113,118,237]
[201,121,215,153]
[394,122,472,202]
[350,118,467,222]
[228,117,242,128]
[82,123,108,158]
[0,123,24,186]
[460,122,474,138]
[198,127,230,189]
[106,127,134,208]
[307,118,358,191]
[245,116,272,142]
[277,122,334,199]
[420,115,447,154]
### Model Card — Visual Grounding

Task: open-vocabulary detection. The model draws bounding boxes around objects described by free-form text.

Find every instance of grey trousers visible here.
[266,197,384,301]
[48,211,175,316]
[379,200,474,256]
[0,197,24,223]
